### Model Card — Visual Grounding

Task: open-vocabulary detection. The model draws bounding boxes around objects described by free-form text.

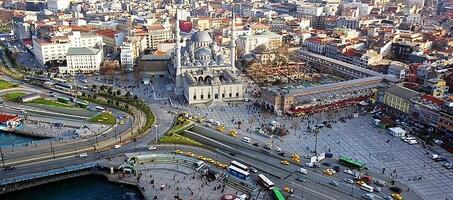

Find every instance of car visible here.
[323,169,334,176]
[275,147,282,152]
[322,162,332,167]
[383,195,393,200]
[389,187,402,193]
[114,144,122,149]
[229,152,237,157]
[357,181,366,186]
[344,178,354,184]
[443,162,453,169]
[343,169,354,175]
[148,146,157,150]
[283,187,294,193]
[329,181,339,186]
[362,193,375,200]
[434,157,447,162]
[297,168,308,174]
[184,152,195,157]
[78,153,88,158]
[250,167,258,173]
[198,156,207,161]
[281,160,290,165]
[296,176,309,182]
[278,152,286,157]
[4,166,15,171]
[175,150,183,154]
[305,162,315,168]
[391,193,402,200]
[252,143,260,147]
[332,165,340,172]
[241,137,251,143]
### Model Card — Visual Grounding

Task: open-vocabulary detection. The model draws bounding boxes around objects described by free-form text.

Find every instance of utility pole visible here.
[0,147,5,168]
[50,139,55,159]
[314,129,319,157]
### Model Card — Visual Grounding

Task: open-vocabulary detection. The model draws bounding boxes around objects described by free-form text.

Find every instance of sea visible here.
[0,131,142,200]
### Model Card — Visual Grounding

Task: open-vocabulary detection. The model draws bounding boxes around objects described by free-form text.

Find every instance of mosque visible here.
[169,10,244,105]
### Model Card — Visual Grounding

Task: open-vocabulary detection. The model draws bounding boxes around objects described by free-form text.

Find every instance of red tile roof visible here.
[421,94,445,107]
[0,114,19,123]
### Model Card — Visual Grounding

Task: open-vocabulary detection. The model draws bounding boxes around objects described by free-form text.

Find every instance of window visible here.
[236,92,239,97]
[222,93,225,98]
[208,94,211,99]
[229,93,232,97]
[200,95,204,99]
[193,95,197,100]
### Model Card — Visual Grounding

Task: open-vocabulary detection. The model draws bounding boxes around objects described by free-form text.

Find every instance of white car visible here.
[343,169,354,175]
[275,147,282,152]
[305,162,314,168]
[241,137,251,143]
[78,153,88,158]
[148,146,157,150]
[297,168,308,174]
[114,144,122,149]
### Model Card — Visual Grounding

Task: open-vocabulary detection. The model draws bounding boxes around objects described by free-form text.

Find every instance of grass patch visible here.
[2,92,25,102]
[29,98,73,108]
[159,133,203,147]
[0,79,16,90]
[89,112,117,125]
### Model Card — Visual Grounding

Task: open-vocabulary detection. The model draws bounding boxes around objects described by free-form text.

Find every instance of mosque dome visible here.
[190,31,212,43]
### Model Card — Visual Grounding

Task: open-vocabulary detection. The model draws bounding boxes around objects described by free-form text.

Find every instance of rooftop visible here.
[67,47,101,55]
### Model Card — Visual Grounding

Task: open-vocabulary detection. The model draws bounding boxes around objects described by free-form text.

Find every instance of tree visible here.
[100,85,106,91]
[125,91,131,99]
[92,85,97,90]
[115,101,120,106]
[133,95,138,100]
[81,92,86,97]
[116,89,121,96]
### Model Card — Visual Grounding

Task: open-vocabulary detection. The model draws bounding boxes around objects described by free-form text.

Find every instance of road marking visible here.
[290,182,339,200]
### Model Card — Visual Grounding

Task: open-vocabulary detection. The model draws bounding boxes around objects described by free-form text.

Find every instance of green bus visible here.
[57,96,70,104]
[339,155,365,170]
[76,101,88,108]
[272,187,286,200]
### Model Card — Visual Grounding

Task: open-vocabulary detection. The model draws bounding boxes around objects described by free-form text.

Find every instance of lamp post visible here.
[0,147,5,168]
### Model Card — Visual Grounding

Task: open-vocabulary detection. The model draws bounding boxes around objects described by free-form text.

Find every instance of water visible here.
[0,131,38,146]
[0,175,142,200]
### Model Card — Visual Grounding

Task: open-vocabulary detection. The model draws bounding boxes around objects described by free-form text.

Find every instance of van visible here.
[373,179,387,187]
[360,184,374,192]
[241,137,251,143]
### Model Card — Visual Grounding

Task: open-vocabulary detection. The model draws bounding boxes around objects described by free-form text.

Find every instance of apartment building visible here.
[236,31,282,55]
[32,31,103,66]
[59,47,103,74]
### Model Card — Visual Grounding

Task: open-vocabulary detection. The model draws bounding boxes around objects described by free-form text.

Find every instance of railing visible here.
[0,162,97,186]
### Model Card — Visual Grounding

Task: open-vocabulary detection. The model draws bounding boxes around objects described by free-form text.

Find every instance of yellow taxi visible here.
[198,156,207,161]
[175,149,183,154]
[280,160,290,165]
[229,130,237,137]
[216,125,225,132]
[356,180,366,186]
[391,193,402,200]
[323,169,334,176]
[184,151,194,157]
[283,187,294,193]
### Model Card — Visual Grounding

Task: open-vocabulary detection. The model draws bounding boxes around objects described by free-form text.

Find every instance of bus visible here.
[95,106,105,112]
[339,155,365,170]
[272,187,286,200]
[54,83,73,92]
[257,174,274,190]
[57,97,70,104]
[227,165,250,180]
[76,101,89,108]
[231,160,249,172]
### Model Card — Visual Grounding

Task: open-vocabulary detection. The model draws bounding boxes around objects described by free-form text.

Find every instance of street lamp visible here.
[0,147,5,168]
[153,124,159,142]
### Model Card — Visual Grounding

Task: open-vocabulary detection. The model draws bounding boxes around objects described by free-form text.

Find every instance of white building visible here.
[59,47,103,74]
[47,0,70,11]
[236,31,282,56]
[296,4,324,16]
[32,31,103,66]
[120,38,140,71]
[170,10,244,105]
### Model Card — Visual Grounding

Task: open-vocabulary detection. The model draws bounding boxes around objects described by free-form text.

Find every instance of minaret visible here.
[175,8,181,77]
[230,5,236,72]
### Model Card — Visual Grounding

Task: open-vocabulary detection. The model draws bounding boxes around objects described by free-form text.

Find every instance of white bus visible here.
[360,184,374,193]
[258,174,275,190]
[95,106,105,112]
[231,160,249,172]
[228,165,250,180]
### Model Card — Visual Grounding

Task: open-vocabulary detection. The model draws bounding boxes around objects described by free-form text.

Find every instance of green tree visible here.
[116,89,121,96]
[100,85,106,91]
[133,95,138,100]
[125,91,131,99]
[92,85,97,90]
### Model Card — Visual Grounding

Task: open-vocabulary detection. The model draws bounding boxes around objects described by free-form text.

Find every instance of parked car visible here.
[148,146,157,150]
[305,162,315,168]
[297,168,308,174]
[250,167,258,173]
[4,166,15,171]
[78,153,88,158]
